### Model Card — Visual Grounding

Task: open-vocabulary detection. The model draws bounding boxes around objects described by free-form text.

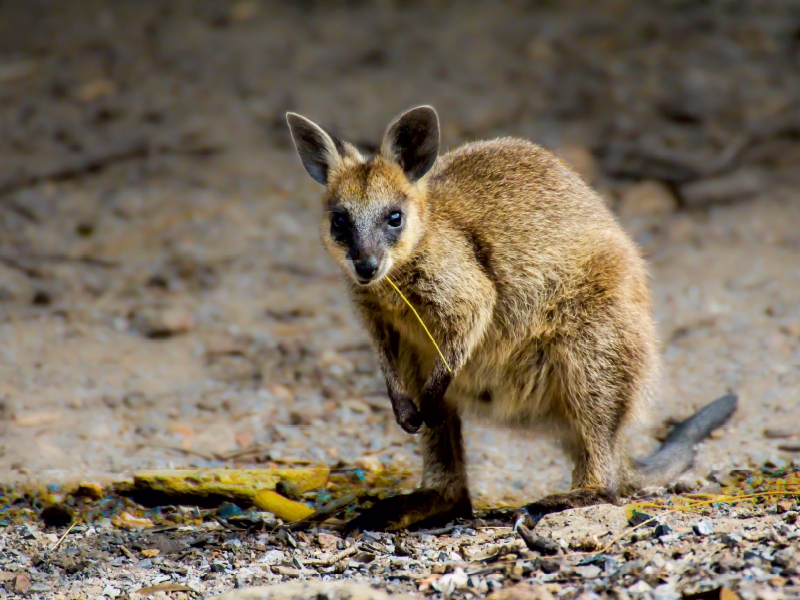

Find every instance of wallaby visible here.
[286,105,737,532]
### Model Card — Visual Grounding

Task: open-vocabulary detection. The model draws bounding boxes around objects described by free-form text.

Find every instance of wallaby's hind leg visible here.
[515,331,643,528]
[513,426,623,529]
[514,393,740,529]
[345,403,472,533]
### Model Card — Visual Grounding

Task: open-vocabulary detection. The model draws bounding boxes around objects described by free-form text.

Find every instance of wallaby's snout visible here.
[352,255,380,282]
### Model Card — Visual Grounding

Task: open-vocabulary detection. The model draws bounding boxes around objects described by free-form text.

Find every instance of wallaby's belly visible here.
[447,337,559,427]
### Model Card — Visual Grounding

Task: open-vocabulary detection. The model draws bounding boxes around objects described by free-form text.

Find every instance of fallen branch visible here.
[49,521,77,551]
[303,544,358,567]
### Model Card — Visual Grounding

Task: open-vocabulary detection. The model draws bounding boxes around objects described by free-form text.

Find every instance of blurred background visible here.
[1,0,799,506]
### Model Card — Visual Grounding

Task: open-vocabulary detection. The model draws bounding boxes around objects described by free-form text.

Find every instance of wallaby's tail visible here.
[633,393,738,488]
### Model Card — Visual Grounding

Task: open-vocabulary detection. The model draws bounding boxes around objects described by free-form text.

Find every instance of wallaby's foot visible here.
[345,489,472,533]
[513,487,616,529]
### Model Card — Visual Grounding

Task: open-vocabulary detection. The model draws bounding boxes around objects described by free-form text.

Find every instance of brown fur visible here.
[286,107,734,532]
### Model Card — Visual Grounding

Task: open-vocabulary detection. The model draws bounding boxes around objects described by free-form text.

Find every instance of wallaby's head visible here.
[286,106,439,286]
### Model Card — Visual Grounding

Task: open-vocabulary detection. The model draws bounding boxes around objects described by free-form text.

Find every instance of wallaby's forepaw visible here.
[344,489,472,534]
[390,394,423,433]
[398,411,423,434]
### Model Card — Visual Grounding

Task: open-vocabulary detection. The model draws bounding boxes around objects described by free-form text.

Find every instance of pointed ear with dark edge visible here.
[286,112,345,185]
[382,106,440,182]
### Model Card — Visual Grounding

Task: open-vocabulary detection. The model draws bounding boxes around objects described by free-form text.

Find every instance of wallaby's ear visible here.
[286,113,345,185]
[381,106,440,182]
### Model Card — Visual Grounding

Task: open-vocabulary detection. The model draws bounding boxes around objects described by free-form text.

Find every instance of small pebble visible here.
[764,428,794,439]
[629,580,652,594]
[722,532,743,545]
[540,558,561,574]
[693,520,714,536]
[574,565,602,579]
[654,523,672,538]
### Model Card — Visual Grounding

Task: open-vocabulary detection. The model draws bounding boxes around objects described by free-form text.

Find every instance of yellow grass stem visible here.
[384,275,452,373]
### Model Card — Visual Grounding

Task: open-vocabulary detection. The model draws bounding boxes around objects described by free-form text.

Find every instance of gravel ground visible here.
[1,471,799,600]
[1,1,800,598]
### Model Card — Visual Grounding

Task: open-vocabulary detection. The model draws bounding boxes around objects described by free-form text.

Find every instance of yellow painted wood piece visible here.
[131,468,328,520]
[253,489,315,521]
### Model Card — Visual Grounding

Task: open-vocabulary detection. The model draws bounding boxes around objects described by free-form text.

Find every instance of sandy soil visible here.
[1,0,799,519]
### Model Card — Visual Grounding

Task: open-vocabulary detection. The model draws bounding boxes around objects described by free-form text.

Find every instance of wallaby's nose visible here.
[353,257,379,280]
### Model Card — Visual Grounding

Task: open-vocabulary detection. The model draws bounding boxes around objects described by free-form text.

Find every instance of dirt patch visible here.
[1,0,800,598]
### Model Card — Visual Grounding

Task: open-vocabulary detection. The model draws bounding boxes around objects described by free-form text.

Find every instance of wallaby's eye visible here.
[387,211,403,228]
[331,213,347,230]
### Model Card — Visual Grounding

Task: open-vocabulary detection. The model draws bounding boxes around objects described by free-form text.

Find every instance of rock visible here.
[628,580,652,594]
[619,181,678,217]
[722,532,743,546]
[20,523,39,539]
[772,548,794,568]
[628,510,652,527]
[574,565,602,579]
[259,550,285,564]
[317,533,339,551]
[213,581,413,600]
[649,553,667,570]
[101,584,121,598]
[14,574,31,594]
[679,169,763,208]
[776,500,795,514]
[604,557,622,574]
[540,558,560,574]
[693,520,714,536]
[777,442,800,452]
[654,524,672,538]
[131,305,194,339]
[764,428,794,439]
[433,567,468,596]
[653,584,680,600]
[487,582,556,600]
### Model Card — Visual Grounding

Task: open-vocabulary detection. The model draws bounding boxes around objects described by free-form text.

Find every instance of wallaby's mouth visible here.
[354,273,382,286]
